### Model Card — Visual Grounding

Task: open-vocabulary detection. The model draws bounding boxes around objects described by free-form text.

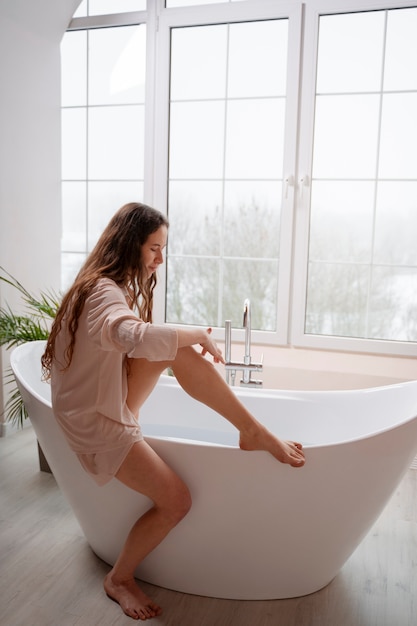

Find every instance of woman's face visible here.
[141,225,168,278]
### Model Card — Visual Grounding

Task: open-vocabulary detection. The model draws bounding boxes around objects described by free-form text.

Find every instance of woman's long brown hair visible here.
[41,202,168,378]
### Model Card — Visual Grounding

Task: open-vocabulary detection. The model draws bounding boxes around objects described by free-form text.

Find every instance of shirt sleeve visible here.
[86,279,178,361]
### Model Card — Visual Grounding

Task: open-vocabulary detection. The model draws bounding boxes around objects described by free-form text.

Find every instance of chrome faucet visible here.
[225,299,263,387]
[242,298,252,385]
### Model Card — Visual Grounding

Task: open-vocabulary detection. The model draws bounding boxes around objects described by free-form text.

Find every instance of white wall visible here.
[0,0,80,433]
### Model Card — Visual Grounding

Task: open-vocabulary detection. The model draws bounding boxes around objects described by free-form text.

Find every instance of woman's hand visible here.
[176,326,225,364]
[200,328,225,364]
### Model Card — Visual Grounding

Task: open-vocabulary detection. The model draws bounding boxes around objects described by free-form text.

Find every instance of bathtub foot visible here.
[37,441,52,474]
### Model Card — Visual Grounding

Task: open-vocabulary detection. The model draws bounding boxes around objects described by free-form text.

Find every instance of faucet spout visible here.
[243,298,251,366]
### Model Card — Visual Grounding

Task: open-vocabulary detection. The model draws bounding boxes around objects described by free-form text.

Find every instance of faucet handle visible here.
[251,352,263,369]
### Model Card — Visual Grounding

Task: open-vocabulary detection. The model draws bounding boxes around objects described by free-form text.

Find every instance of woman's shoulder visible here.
[88,278,128,305]
[95,277,127,295]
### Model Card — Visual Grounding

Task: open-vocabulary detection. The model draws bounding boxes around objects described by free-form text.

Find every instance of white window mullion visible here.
[142,0,158,206]
[267,1,304,347]
[290,0,320,351]
[150,1,171,323]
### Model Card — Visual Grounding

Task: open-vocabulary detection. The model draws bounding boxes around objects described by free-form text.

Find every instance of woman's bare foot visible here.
[239,423,305,467]
[104,572,162,620]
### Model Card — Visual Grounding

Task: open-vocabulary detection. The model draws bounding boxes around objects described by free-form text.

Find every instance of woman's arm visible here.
[176,327,224,364]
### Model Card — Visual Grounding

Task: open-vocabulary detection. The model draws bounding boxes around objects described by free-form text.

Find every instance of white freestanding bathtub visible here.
[10,340,417,600]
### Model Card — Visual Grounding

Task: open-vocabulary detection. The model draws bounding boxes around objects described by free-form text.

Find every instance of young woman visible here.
[42,202,305,621]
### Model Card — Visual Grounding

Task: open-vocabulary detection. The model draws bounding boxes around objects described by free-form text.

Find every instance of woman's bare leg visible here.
[104,440,191,620]
[125,357,170,416]
[170,347,305,467]
[126,348,305,467]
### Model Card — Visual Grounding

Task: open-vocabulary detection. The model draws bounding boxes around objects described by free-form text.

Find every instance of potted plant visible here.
[0,266,60,430]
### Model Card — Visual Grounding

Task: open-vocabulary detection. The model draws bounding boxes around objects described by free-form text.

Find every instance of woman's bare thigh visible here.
[115,440,191,515]
[126,357,171,417]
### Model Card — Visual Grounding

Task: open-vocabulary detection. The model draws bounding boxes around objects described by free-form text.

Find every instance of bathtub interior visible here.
[140,373,417,448]
[260,365,407,391]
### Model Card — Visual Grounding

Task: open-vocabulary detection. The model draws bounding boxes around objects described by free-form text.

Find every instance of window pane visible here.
[313,95,379,178]
[168,257,279,331]
[369,267,417,341]
[374,182,417,266]
[223,181,281,258]
[316,12,384,93]
[170,25,227,100]
[223,259,278,331]
[306,263,369,338]
[87,182,144,249]
[170,20,288,101]
[89,26,146,105]
[166,258,220,326]
[379,93,417,179]
[169,101,225,179]
[88,105,144,179]
[309,181,374,263]
[62,182,86,252]
[225,99,285,179]
[62,108,87,179]
[384,8,417,91]
[61,31,87,107]
[168,182,223,256]
[61,253,87,292]
[228,20,288,98]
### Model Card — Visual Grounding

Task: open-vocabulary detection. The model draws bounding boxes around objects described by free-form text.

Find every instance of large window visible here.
[305,7,417,344]
[61,0,417,357]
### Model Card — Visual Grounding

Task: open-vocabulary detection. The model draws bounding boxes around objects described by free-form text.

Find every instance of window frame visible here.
[151,0,303,342]
[65,0,417,357]
[293,0,417,358]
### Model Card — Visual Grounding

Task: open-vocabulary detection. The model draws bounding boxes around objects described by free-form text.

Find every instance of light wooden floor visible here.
[1,427,416,626]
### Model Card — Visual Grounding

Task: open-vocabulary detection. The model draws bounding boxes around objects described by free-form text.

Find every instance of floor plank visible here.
[0,427,416,626]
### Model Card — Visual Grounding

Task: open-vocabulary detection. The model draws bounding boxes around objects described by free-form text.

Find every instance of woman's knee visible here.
[160,479,192,526]
[172,345,209,373]
[172,479,192,522]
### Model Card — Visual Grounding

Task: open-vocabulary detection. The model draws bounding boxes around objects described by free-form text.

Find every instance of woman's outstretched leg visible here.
[126,350,305,467]
[104,440,191,620]
[171,347,305,467]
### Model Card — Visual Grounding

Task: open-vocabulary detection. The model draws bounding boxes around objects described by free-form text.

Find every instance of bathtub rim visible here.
[10,340,417,451]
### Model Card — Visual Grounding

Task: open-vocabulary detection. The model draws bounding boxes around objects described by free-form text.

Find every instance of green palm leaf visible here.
[0,265,60,321]
[0,266,60,426]
[0,306,50,348]
[3,368,28,428]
